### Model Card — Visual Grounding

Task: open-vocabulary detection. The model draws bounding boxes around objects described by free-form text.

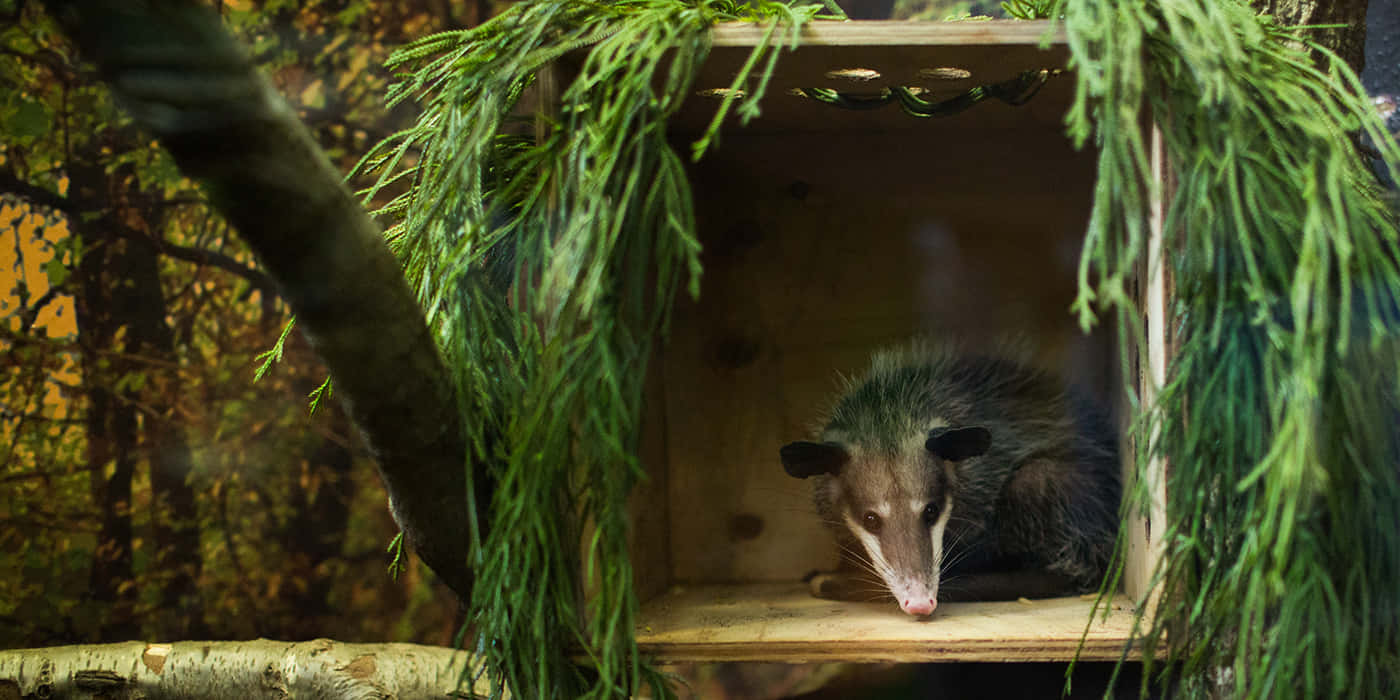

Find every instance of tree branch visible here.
[40,0,480,604]
[0,171,70,213]
[110,225,279,297]
[0,171,282,314]
[0,641,480,697]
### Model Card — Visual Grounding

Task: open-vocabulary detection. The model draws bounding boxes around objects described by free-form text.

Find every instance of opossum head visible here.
[781,426,991,617]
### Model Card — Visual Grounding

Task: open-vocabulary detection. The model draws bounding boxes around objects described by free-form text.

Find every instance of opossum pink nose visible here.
[902,598,936,616]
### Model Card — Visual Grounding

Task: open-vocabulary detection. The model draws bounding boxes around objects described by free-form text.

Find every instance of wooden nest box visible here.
[563,20,1169,665]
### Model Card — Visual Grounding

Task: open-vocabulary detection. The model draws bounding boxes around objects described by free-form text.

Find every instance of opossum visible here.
[780,342,1120,617]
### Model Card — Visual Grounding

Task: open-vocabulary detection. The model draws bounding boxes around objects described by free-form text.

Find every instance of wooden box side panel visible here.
[1122,125,1172,604]
[631,356,674,603]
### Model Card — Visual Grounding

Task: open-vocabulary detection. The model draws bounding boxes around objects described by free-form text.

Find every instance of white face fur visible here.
[829,441,959,617]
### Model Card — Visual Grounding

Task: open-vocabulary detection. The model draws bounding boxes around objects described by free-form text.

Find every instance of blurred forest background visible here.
[0,0,1024,651]
[2,0,1396,693]
[0,0,498,647]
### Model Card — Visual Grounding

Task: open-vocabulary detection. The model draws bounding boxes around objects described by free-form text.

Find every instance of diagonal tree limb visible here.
[40,0,481,604]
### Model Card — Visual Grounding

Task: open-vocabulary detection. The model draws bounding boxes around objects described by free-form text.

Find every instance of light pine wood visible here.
[636,583,1148,663]
[709,19,1064,48]
[673,21,1072,133]
[1123,124,1172,606]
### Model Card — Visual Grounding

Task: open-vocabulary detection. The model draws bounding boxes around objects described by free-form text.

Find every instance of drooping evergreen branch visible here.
[357,1,831,696]
[1063,0,1400,696]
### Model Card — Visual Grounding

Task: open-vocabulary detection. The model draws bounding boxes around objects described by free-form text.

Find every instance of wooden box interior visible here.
[610,20,1164,663]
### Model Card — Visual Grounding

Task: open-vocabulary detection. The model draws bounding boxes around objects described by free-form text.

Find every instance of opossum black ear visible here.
[925,426,992,462]
[780,441,849,479]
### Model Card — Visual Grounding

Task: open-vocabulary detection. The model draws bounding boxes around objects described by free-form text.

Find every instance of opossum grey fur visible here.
[781,341,1120,614]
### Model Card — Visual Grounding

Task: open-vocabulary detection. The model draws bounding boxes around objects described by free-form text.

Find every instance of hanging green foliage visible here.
[354,1,837,697]
[1062,0,1400,697]
[357,0,1400,695]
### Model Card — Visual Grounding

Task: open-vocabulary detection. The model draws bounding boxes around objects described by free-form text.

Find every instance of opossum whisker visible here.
[835,541,869,558]
[942,526,973,551]
[843,564,885,584]
[834,549,884,582]
[937,568,982,589]
[937,554,977,577]
[833,541,865,557]
[937,536,977,572]
[938,541,984,574]
[842,577,894,594]
[940,552,975,572]
[850,567,885,583]
[866,548,899,586]
[843,558,880,577]
[846,559,883,580]
[851,579,888,593]
[937,577,971,596]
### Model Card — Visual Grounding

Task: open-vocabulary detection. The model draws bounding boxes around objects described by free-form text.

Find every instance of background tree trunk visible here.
[1251,0,1369,72]
[71,159,140,642]
[67,142,208,640]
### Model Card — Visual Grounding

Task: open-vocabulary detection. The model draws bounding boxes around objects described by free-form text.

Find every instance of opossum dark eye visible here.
[861,511,883,534]
[922,502,941,526]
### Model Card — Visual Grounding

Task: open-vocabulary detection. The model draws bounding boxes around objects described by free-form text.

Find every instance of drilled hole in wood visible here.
[918,67,973,80]
[697,87,745,99]
[825,68,881,82]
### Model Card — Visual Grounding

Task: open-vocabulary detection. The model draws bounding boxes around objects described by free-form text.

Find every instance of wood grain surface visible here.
[635,583,1150,662]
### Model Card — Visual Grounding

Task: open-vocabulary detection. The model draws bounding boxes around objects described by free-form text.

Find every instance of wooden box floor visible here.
[635,583,1144,663]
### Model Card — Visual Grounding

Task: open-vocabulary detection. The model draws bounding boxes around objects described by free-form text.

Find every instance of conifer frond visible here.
[355,1,828,696]
[1064,0,1400,696]
[360,0,1400,696]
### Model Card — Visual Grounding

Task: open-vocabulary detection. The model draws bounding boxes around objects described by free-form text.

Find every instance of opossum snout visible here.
[901,596,937,616]
[887,571,941,617]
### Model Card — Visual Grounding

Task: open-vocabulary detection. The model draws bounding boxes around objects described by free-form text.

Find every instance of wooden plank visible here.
[673,20,1072,134]
[636,583,1147,663]
[709,19,1064,47]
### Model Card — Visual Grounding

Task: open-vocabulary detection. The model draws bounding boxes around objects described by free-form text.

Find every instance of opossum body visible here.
[780,343,1120,617]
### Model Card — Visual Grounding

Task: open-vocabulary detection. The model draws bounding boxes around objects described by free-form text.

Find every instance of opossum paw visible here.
[806,572,861,601]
